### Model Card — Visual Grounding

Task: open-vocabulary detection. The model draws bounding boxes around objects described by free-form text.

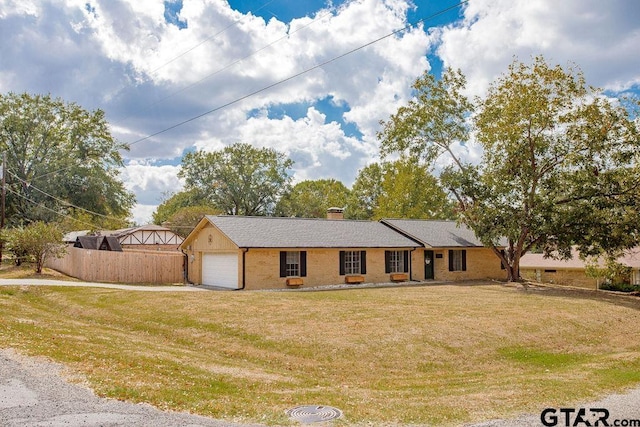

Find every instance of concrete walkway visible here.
[0,278,208,292]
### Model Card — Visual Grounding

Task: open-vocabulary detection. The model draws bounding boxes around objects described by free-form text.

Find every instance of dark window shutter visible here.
[360,251,367,274]
[300,251,307,277]
[279,251,287,277]
[448,250,454,271]
[339,251,345,276]
[462,250,467,271]
[385,251,391,274]
[403,250,409,273]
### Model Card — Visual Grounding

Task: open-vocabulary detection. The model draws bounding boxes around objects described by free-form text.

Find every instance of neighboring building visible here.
[64,225,184,252]
[520,248,640,289]
[180,214,507,290]
[180,215,421,290]
[73,235,123,252]
[380,219,506,282]
[110,224,184,251]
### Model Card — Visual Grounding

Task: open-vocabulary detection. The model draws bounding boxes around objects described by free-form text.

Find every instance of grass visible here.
[1,272,640,425]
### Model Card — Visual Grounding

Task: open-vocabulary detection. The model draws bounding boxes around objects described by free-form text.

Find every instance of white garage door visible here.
[202,253,238,289]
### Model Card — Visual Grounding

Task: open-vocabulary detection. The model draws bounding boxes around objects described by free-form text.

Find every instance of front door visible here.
[424,250,434,280]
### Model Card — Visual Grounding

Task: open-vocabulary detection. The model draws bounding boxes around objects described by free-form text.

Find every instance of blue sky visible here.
[1,0,639,224]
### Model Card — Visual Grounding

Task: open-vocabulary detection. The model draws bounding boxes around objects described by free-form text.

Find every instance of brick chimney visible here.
[327,207,345,220]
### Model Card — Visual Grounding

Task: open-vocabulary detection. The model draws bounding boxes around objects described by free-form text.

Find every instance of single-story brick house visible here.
[180,213,506,290]
[380,219,506,282]
[180,215,420,290]
[520,248,640,289]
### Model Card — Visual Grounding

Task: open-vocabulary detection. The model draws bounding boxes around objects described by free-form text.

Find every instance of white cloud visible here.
[438,0,640,97]
[120,162,184,223]
[3,0,638,223]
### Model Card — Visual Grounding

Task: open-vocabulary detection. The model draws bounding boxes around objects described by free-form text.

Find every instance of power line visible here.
[7,171,129,226]
[28,1,468,183]
[4,187,99,229]
[128,0,469,147]
[144,8,335,110]
[147,0,279,77]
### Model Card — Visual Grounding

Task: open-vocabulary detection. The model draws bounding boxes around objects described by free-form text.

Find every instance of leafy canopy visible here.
[345,158,454,220]
[275,179,350,218]
[178,143,293,216]
[380,56,640,281]
[0,92,134,228]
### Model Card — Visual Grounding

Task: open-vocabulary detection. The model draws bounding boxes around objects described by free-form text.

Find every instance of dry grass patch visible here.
[0,283,639,425]
[0,262,78,280]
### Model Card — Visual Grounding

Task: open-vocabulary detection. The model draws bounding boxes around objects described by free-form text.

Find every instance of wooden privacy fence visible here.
[46,246,184,284]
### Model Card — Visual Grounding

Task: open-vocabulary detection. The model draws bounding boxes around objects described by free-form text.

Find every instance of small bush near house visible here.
[0,222,66,273]
[599,282,640,293]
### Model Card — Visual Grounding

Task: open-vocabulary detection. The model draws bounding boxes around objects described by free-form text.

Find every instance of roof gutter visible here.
[180,248,194,286]
[235,248,249,291]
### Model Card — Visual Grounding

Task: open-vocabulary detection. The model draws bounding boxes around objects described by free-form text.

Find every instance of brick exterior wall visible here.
[520,268,599,289]
[411,248,506,282]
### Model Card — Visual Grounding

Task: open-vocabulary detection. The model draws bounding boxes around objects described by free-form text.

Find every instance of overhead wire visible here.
[7,171,129,226]
[4,187,99,230]
[144,8,335,110]
[127,0,469,147]
[146,0,279,77]
[22,0,469,215]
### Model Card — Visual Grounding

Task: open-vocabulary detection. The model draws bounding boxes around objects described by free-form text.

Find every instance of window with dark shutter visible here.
[280,252,287,277]
[448,249,467,272]
[300,251,307,277]
[385,250,408,273]
[280,251,304,277]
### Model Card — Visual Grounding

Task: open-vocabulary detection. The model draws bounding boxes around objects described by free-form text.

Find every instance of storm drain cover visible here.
[286,405,343,423]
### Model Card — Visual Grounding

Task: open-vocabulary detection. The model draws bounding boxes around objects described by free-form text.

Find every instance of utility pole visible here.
[1,152,5,264]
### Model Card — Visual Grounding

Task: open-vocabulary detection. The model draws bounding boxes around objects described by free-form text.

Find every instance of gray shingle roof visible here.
[381,219,486,248]
[206,216,421,248]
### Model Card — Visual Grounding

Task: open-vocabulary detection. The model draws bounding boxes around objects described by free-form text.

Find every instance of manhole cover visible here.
[286,405,343,423]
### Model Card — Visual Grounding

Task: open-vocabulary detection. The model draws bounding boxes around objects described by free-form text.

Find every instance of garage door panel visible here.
[202,253,238,288]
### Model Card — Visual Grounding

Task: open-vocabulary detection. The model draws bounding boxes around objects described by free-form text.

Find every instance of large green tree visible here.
[164,205,221,238]
[345,163,383,220]
[152,189,209,225]
[0,93,134,227]
[375,156,455,220]
[179,143,293,216]
[275,178,350,218]
[345,159,454,220]
[380,57,640,281]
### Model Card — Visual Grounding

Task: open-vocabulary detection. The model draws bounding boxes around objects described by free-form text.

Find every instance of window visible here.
[339,250,367,275]
[279,251,307,277]
[385,250,409,273]
[286,251,300,277]
[344,251,361,275]
[448,249,467,272]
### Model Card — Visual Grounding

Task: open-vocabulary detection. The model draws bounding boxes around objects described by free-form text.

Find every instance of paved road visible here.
[3,347,640,427]
[0,349,263,427]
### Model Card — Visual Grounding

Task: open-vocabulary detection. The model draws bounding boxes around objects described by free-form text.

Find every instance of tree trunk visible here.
[505,263,521,282]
